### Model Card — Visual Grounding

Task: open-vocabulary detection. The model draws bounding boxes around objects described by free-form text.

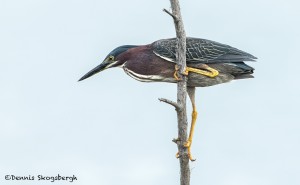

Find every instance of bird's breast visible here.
[122,63,176,83]
[121,51,176,83]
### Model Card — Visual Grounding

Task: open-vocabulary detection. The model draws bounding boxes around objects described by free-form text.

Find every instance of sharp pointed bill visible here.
[78,57,121,81]
[78,45,139,81]
[78,62,109,81]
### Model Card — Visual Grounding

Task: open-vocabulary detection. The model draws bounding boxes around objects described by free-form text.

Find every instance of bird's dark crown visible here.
[106,45,138,59]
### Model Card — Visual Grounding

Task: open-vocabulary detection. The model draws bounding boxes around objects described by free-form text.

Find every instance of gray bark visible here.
[163,1,190,185]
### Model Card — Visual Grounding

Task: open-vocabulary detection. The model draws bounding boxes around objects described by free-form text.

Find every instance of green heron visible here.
[79,37,256,160]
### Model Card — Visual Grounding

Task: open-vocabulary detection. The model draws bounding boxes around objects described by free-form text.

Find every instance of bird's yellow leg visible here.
[184,103,198,161]
[174,92,198,161]
[184,65,219,78]
[173,64,219,80]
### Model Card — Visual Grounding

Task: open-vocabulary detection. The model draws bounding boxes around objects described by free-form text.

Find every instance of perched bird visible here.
[79,37,257,160]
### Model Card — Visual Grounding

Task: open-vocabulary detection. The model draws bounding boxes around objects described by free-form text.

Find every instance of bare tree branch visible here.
[163,8,178,21]
[163,0,190,185]
[172,137,181,144]
[159,98,181,110]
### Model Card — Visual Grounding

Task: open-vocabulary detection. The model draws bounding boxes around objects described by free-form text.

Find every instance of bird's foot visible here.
[173,65,181,81]
[173,65,190,81]
[175,140,196,161]
[184,140,196,161]
[175,152,180,158]
[184,140,191,148]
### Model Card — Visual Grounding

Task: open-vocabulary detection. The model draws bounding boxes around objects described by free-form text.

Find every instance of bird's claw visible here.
[175,140,195,161]
[182,70,189,76]
[189,155,196,162]
[184,140,191,148]
[175,150,196,161]
[174,65,189,81]
[174,65,181,81]
[185,140,196,161]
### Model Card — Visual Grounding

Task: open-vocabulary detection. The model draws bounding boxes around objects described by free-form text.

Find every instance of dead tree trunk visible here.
[159,0,190,185]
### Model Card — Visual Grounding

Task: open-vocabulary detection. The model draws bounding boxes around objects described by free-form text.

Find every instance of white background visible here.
[1,0,299,185]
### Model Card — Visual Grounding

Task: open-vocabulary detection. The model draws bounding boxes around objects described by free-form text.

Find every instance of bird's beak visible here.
[78,60,110,81]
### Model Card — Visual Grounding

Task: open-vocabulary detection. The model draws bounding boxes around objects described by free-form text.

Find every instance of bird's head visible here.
[78,45,138,81]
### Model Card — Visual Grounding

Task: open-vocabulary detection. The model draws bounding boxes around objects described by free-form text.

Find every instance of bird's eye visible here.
[109,56,114,61]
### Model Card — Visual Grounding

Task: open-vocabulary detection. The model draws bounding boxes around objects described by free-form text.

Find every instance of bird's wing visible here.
[152,37,257,63]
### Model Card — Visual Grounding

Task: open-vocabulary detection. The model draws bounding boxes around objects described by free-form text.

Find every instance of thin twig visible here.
[159,98,181,110]
[172,138,181,144]
[163,8,178,21]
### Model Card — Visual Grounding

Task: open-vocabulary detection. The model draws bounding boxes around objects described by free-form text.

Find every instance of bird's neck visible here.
[116,45,148,66]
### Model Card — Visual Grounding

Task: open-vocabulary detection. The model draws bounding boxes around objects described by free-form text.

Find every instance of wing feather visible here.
[152,37,257,63]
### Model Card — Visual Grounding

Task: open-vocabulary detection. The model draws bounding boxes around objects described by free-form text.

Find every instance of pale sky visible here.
[1,0,299,185]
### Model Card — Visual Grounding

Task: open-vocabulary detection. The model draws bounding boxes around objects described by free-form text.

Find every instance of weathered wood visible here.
[164,1,190,185]
[159,98,181,111]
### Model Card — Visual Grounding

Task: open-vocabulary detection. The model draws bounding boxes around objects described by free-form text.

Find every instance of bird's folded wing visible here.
[152,37,257,63]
